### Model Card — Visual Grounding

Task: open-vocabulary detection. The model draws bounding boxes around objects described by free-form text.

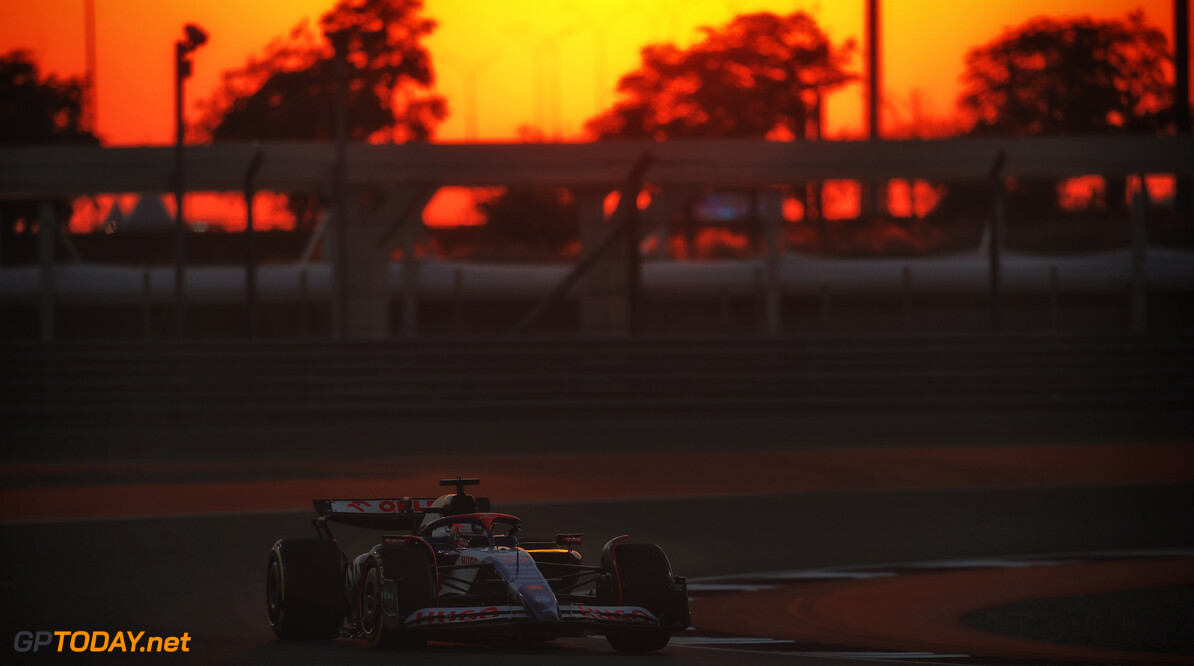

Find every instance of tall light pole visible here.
[328,30,349,340]
[867,0,880,142]
[505,24,580,139]
[563,2,615,113]
[174,23,207,338]
[439,50,501,140]
[1175,0,1190,220]
[83,0,97,132]
[504,26,549,135]
[1178,0,1190,135]
[864,0,883,218]
[566,1,674,115]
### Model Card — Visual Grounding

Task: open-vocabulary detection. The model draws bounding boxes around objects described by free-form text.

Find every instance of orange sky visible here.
[1,0,1185,147]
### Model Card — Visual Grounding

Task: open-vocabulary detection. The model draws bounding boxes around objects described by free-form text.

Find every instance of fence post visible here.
[244,150,264,339]
[143,271,153,339]
[761,189,783,337]
[453,267,464,336]
[901,266,912,331]
[401,224,419,340]
[753,267,765,333]
[509,153,652,338]
[988,152,1007,333]
[39,203,56,342]
[1130,178,1148,335]
[298,269,309,338]
[1048,265,1059,331]
[720,288,732,328]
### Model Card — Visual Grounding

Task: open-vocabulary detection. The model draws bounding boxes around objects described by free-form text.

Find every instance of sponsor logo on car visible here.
[566,605,655,624]
[333,499,436,514]
[407,607,504,626]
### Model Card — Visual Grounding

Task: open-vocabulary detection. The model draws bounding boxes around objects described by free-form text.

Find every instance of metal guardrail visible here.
[3,136,1192,196]
[7,135,1192,342]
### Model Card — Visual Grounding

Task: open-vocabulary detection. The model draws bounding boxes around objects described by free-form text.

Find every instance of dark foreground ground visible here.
[1,486,1191,665]
[1,335,1191,664]
[964,584,1194,656]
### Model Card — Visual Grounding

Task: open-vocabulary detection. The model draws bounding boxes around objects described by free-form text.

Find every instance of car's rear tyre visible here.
[603,543,676,653]
[360,542,436,650]
[266,538,344,640]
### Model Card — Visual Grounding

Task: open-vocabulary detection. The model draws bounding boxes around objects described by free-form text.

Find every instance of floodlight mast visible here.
[184,24,208,50]
[174,23,207,338]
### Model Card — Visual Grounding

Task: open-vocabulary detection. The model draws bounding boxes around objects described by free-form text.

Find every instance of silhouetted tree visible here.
[205,0,445,142]
[0,50,96,146]
[960,11,1172,136]
[200,0,447,228]
[586,12,856,139]
[0,50,98,251]
[474,12,851,259]
[945,11,1172,219]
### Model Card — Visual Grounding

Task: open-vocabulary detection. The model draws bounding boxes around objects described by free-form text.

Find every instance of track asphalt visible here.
[2,440,1192,664]
[690,553,1194,665]
[3,442,1191,521]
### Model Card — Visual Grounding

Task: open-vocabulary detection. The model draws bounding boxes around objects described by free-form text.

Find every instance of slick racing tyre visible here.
[266,538,345,640]
[603,543,677,653]
[360,541,436,650]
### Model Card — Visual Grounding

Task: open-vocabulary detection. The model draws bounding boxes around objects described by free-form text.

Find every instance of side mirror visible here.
[555,533,583,548]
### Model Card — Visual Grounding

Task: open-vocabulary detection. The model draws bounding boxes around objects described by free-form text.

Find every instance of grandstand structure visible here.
[1,136,1191,340]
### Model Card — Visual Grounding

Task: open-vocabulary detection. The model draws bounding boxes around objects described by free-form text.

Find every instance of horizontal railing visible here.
[2,136,1192,196]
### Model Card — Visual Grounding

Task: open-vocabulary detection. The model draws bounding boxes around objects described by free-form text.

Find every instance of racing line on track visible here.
[680,549,1194,665]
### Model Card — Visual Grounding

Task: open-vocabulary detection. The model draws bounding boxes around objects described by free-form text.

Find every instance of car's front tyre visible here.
[601,542,687,653]
[266,538,344,640]
[360,541,436,650]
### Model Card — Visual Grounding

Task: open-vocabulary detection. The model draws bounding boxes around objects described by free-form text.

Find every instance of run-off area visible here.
[1,484,1190,665]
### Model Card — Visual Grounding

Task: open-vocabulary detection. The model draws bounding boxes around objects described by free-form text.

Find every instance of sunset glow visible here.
[1,0,1183,146]
[1,1,1187,235]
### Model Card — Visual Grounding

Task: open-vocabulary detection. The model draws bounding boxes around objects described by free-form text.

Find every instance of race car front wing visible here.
[404,604,660,629]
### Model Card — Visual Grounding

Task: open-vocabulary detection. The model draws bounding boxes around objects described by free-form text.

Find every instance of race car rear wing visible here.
[314,498,436,530]
[314,478,491,532]
[312,495,492,531]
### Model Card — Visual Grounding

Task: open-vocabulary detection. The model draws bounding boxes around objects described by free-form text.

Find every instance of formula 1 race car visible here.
[265,478,690,653]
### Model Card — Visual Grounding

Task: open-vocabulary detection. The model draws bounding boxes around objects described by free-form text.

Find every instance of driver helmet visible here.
[449,523,471,549]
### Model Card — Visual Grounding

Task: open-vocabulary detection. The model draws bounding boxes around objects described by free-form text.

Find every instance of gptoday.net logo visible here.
[14,631,191,654]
